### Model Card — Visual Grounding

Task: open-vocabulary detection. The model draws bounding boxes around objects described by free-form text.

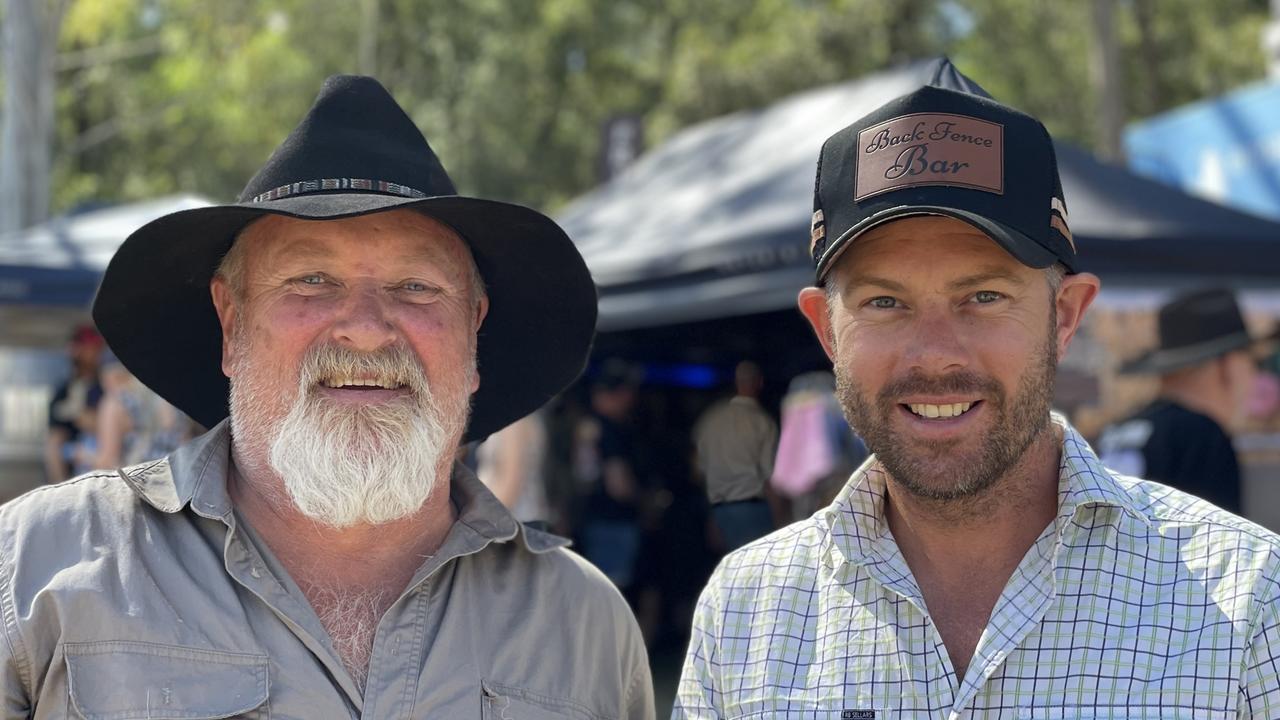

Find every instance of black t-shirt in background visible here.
[1098,399,1241,514]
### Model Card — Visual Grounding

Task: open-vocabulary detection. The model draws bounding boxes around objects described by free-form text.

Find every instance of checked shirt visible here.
[675,416,1280,719]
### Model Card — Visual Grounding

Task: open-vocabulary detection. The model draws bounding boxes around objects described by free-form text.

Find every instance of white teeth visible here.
[320,376,401,389]
[908,402,974,418]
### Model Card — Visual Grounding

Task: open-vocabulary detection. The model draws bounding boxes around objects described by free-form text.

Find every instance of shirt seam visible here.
[1,472,116,507]
[622,647,647,716]
[403,579,430,716]
[0,538,33,698]
[1239,550,1280,686]
[189,439,232,519]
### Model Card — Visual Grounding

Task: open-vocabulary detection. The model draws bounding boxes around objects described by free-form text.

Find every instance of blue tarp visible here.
[1126,80,1280,221]
[0,195,211,307]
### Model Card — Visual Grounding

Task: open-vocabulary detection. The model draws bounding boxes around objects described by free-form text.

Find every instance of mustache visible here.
[298,343,430,396]
[877,370,1003,405]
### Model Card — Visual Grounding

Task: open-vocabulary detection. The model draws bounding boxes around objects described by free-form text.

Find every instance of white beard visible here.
[229,341,472,528]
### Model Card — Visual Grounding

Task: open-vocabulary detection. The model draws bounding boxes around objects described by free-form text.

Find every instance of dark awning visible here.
[559,59,1280,331]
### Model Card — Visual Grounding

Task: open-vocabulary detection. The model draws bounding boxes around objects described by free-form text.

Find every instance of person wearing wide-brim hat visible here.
[1098,287,1277,515]
[0,75,653,717]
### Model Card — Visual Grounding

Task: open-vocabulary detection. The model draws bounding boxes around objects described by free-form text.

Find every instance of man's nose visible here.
[903,310,971,374]
[330,286,397,352]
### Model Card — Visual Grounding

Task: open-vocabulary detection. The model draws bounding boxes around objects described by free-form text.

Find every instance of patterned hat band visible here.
[249,178,428,203]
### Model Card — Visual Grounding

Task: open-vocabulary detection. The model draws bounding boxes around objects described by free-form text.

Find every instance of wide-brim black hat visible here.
[1119,288,1276,375]
[92,75,597,443]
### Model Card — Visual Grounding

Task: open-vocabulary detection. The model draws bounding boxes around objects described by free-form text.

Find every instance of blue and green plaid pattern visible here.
[675,416,1280,719]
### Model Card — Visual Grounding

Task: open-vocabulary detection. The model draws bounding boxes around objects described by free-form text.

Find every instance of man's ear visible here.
[1054,272,1101,358]
[210,276,239,378]
[469,294,490,394]
[797,286,837,362]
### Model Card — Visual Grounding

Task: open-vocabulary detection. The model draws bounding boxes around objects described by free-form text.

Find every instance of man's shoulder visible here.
[1108,469,1280,552]
[706,514,830,593]
[1138,400,1227,440]
[486,526,636,615]
[1,469,140,527]
[0,469,157,579]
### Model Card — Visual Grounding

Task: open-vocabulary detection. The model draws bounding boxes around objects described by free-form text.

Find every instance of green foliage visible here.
[37,0,1271,216]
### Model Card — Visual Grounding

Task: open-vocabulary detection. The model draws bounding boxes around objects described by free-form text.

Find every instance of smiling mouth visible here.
[902,401,981,419]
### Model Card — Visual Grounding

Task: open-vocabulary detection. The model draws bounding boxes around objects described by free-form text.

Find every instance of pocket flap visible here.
[66,641,268,720]
[482,680,601,720]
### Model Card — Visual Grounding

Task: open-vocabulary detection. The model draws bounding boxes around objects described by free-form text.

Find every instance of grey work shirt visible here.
[0,421,653,719]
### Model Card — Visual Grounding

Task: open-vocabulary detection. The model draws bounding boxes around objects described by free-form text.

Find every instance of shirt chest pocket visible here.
[64,641,270,720]
[481,681,605,720]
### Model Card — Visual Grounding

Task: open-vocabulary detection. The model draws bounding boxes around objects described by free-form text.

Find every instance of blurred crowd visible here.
[43,324,200,483]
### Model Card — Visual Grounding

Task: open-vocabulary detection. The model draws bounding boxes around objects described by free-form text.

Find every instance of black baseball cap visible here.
[810,61,1078,283]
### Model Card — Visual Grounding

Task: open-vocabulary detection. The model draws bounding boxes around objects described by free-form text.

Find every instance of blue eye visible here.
[973,291,1003,304]
[301,275,325,285]
[869,297,898,309]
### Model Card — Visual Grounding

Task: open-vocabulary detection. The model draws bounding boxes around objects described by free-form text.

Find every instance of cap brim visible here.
[816,205,1059,282]
[92,192,597,443]
[1118,331,1255,375]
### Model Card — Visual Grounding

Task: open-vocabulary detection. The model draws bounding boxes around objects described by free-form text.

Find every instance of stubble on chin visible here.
[833,330,1058,515]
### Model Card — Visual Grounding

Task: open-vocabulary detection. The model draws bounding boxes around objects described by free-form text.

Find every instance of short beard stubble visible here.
[835,314,1059,504]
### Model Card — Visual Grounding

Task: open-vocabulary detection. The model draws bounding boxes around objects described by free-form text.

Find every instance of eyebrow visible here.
[946,267,1029,290]
[841,267,1028,294]
[841,275,908,293]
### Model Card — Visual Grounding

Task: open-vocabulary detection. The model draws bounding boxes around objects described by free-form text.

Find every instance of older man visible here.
[1,75,652,718]
[676,62,1280,718]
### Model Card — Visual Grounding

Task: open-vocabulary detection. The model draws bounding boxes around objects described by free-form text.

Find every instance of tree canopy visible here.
[3,0,1271,220]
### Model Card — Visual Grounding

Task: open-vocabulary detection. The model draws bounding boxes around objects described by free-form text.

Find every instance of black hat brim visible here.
[1118,331,1257,375]
[816,205,1060,282]
[92,192,597,443]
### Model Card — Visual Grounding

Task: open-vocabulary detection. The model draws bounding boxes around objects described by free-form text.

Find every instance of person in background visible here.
[1099,288,1275,515]
[43,324,104,482]
[693,361,779,551]
[574,359,643,593]
[87,352,196,469]
[475,408,552,531]
[771,369,869,520]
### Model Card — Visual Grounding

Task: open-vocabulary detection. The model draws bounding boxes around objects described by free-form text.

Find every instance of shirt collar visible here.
[118,420,568,554]
[825,412,1151,569]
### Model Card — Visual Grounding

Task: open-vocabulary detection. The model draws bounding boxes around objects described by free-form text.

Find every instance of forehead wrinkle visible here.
[842,273,908,294]
[946,266,1031,291]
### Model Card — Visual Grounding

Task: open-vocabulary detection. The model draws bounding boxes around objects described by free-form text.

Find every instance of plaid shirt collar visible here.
[821,412,1152,575]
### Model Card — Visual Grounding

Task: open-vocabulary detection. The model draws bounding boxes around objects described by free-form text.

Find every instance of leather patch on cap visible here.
[855,113,1003,201]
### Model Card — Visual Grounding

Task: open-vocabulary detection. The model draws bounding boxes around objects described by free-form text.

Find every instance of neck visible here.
[1160,374,1234,431]
[884,422,1062,575]
[227,453,457,594]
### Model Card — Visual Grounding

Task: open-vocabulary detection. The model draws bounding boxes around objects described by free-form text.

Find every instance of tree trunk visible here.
[1089,0,1125,162]
[1132,0,1165,115]
[0,0,64,233]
